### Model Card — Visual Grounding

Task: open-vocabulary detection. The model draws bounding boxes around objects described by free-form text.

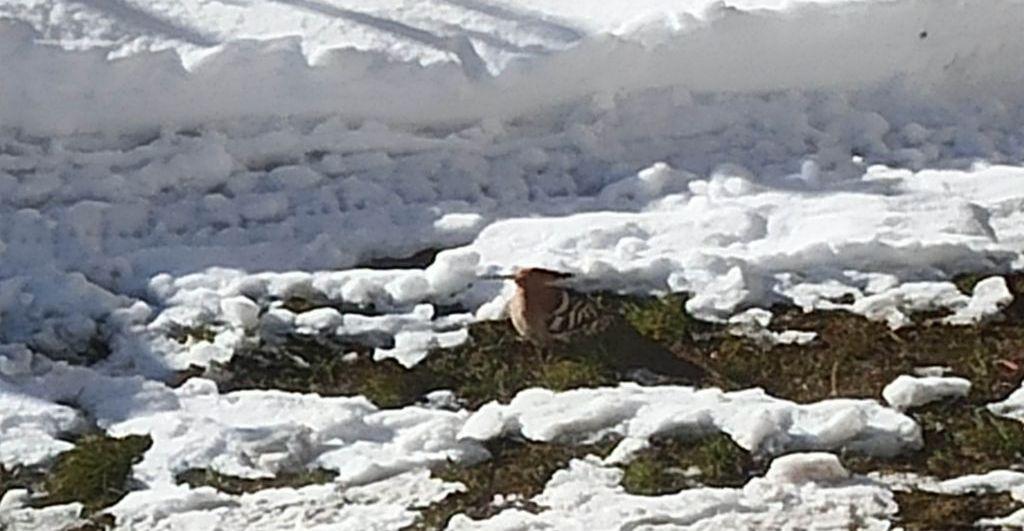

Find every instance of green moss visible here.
[419,321,620,408]
[620,434,756,495]
[43,434,152,514]
[211,333,438,408]
[894,490,1017,530]
[701,306,1024,404]
[407,438,617,530]
[177,468,336,495]
[534,358,608,391]
[622,294,697,344]
[918,405,1024,474]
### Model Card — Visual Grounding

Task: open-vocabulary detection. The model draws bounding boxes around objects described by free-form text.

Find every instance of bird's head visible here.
[512,267,573,289]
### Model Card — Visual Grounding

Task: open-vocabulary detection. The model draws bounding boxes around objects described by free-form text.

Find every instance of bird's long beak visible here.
[479,273,515,280]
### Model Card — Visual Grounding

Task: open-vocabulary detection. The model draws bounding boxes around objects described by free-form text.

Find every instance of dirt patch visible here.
[177,468,336,495]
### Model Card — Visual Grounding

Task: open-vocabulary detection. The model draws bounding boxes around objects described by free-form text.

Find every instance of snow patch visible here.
[882,374,971,411]
[458,384,921,459]
[448,454,895,530]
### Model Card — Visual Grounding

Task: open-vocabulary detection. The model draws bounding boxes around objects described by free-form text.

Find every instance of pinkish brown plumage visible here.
[502,266,708,384]
[508,268,583,344]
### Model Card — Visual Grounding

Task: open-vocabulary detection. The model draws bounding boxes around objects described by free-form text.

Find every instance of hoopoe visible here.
[496,267,707,383]
[506,267,609,345]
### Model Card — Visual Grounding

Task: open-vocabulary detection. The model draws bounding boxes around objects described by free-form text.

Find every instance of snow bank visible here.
[3,0,1024,135]
[459,384,921,459]
[448,453,895,530]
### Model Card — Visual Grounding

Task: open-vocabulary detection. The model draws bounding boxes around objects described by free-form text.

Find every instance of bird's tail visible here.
[583,320,708,385]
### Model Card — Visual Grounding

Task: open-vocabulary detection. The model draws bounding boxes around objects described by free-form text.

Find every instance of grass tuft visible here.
[620,434,757,495]
[43,434,151,514]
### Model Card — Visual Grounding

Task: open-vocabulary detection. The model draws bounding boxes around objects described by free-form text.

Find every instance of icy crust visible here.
[3,0,1024,135]
[448,453,896,530]
[460,384,922,460]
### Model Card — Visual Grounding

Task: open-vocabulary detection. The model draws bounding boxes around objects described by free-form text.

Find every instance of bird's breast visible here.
[508,290,553,344]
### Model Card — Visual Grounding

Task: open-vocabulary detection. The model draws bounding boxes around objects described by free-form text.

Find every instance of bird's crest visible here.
[513,267,573,286]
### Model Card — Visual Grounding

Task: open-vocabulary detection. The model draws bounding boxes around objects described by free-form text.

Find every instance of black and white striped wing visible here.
[546,291,611,341]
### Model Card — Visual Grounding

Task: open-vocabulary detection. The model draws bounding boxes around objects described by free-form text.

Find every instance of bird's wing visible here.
[546,291,613,341]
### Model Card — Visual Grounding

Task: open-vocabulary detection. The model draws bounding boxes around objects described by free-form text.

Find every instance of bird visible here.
[497,267,707,384]
[506,267,605,345]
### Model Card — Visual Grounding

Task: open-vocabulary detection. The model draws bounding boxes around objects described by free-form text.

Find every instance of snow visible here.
[1,470,462,531]
[459,384,921,459]
[988,385,1024,422]
[930,470,1024,496]
[447,453,896,530]
[2,0,1024,527]
[881,374,971,411]
[762,451,849,484]
[4,0,1023,134]
[0,491,85,531]
[108,470,461,531]
[468,175,1022,323]
[728,308,817,346]
[944,275,1015,325]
